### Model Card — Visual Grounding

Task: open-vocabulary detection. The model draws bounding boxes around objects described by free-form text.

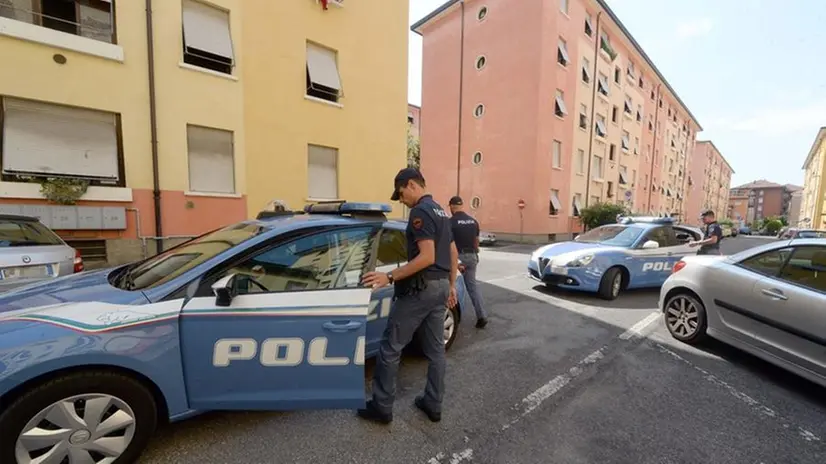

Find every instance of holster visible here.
[393,272,428,299]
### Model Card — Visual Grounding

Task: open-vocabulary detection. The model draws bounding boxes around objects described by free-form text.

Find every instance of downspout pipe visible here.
[646,83,662,211]
[145,0,164,252]
[456,0,465,196]
[583,11,602,209]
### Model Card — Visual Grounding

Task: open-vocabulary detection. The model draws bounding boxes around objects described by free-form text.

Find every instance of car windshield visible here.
[797,230,826,239]
[113,222,269,291]
[576,224,644,247]
[0,218,63,248]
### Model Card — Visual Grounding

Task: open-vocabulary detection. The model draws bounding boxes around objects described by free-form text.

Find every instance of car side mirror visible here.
[642,240,660,250]
[212,274,238,307]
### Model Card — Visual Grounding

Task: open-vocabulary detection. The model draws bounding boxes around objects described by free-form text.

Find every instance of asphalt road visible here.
[139,236,826,463]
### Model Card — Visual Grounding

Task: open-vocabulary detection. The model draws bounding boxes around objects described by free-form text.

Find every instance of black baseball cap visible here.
[449,196,463,206]
[390,167,425,201]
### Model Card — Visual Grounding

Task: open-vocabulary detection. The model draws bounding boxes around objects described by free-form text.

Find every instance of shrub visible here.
[579,202,629,230]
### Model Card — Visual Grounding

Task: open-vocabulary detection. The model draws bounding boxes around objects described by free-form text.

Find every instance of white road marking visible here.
[480,273,526,284]
[653,340,821,443]
[619,311,661,340]
[426,449,473,464]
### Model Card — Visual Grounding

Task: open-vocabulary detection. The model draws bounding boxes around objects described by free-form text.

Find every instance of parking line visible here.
[619,311,661,340]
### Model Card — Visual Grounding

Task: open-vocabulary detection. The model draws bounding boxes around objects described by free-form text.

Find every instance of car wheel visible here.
[0,371,158,464]
[663,291,708,345]
[444,304,460,351]
[597,267,623,300]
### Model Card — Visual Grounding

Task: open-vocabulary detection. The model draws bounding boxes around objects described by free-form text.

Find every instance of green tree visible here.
[406,124,420,169]
[764,219,783,235]
[579,202,629,230]
[719,218,734,227]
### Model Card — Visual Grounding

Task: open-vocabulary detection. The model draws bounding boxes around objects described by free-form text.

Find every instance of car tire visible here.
[0,370,158,464]
[663,291,708,345]
[597,267,623,300]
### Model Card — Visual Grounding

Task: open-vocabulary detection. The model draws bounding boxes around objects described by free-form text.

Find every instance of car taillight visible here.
[73,249,84,273]
[672,260,686,274]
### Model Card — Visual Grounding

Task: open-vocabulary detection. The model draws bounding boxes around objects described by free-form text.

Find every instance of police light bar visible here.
[303,201,392,214]
[618,216,675,225]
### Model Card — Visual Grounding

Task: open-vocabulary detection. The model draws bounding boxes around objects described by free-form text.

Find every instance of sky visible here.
[407,0,826,188]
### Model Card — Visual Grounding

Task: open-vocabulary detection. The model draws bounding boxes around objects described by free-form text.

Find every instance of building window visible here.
[554,90,567,117]
[609,144,616,161]
[591,195,600,205]
[592,155,603,179]
[559,0,568,15]
[577,149,585,174]
[579,104,588,129]
[187,125,235,194]
[472,151,483,165]
[557,38,569,66]
[1,0,116,43]
[477,6,488,21]
[306,42,343,103]
[584,14,593,37]
[1,97,123,186]
[475,55,487,70]
[573,193,583,216]
[552,140,562,168]
[407,115,414,124]
[595,115,607,138]
[182,0,235,75]
[473,104,485,118]
[619,166,628,185]
[581,57,591,83]
[308,144,338,200]
[614,66,621,84]
[549,189,562,216]
[638,75,644,89]
[471,196,482,209]
[634,136,639,154]
[621,131,630,151]
[597,73,609,96]
[611,105,618,123]
[636,105,643,122]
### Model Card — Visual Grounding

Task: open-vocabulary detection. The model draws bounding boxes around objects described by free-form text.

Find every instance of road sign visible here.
[517,199,526,209]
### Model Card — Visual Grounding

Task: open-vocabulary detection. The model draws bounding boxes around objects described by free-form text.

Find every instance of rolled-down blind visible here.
[182,0,234,60]
[306,43,342,91]
[187,125,235,194]
[1,98,119,180]
[308,145,338,199]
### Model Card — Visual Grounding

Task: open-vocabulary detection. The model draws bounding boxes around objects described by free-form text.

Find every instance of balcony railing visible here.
[0,1,115,44]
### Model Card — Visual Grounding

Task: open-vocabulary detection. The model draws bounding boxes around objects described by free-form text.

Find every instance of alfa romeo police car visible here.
[0,201,468,464]
[528,216,703,300]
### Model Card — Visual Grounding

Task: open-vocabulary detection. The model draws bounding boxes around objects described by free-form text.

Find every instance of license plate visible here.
[1,265,53,280]
[550,265,568,275]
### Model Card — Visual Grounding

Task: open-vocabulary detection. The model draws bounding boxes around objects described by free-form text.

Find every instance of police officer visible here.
[358,167,458,425]
[448,196,488,328]
[689,209,723,255]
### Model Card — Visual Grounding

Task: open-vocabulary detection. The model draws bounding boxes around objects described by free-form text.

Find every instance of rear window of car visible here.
[0,218,63,247]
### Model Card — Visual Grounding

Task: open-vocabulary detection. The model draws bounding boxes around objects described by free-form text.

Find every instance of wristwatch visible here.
[386,272,394,284]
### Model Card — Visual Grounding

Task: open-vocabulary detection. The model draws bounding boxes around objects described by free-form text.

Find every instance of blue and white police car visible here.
[528,216,703,300]
[0,201,468,464]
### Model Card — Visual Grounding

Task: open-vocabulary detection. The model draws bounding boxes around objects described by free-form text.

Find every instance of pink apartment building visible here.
[412,0,702,241]
[685,140,734,226]
[408,104,422,138]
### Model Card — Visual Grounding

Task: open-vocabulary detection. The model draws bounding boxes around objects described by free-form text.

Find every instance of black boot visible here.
[357,400,392,424]
[414,396,442,423]
[475,317,488,329]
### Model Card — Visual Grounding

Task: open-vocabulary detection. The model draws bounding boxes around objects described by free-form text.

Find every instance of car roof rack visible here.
[618,216,675,225]
[303,201,391,219]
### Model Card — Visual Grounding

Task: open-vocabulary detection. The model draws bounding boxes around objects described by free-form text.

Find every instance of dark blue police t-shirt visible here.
[701,222,723,252]
[450,211,479,253]
[406,195,453,278]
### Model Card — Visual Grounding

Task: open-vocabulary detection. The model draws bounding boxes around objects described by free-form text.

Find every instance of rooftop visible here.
[731,179,787,190]
[410,0,702,130]
[802,127,826,170]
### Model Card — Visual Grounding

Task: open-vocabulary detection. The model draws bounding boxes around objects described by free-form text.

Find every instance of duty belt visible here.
[458,248,477,254]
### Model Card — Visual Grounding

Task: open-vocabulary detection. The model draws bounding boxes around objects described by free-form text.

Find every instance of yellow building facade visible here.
[0,0,408,265]
[801,127,826,230]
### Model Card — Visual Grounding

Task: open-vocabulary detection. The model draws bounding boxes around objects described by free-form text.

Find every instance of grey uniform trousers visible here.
[459,252,486,320]
[371,278,450,414]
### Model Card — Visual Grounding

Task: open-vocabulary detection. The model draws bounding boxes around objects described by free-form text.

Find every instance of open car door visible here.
[179,226,378,411]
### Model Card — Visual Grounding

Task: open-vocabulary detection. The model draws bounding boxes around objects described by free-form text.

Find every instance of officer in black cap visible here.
[689,209,723,255]
[358,167,458,425]
[448,195,488,328]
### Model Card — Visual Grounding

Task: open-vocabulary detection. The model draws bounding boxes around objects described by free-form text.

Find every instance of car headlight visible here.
[563,254,594,267]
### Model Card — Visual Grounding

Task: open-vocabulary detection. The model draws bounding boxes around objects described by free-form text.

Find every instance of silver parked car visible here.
[660,238,826,387]
[0,214,83,292]
[479,231,496,246]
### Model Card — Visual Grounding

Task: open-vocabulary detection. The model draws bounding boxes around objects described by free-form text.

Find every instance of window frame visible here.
[736,245,826,294]
[186,123,236,194]
[0,95,126,187]
[181,0,235,75]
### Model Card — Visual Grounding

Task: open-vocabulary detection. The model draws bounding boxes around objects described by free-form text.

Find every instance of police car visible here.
[0,201,468,464]
[528,216,703,300]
